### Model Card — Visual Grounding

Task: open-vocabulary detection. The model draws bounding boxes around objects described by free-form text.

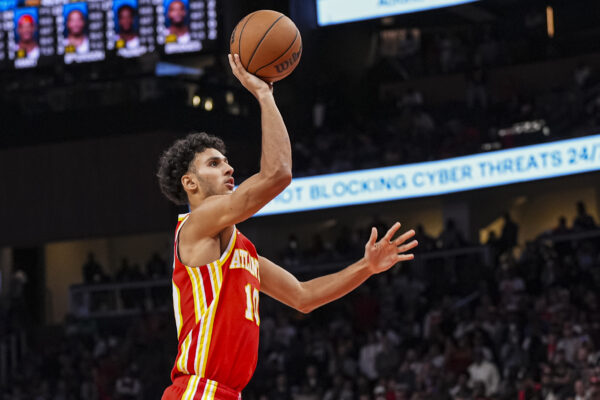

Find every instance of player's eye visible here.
[209,160,218,167]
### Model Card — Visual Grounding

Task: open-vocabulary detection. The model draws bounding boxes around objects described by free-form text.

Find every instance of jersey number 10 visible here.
[244,284,260,326]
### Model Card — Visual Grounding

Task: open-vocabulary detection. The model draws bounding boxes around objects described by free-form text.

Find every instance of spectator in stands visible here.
[79,369,97,400]
[114,364,142,400]
[573,201,597,231]
[500,213,519,253]
[299,364,324,399]
[557,323,582,364]
[401,87,423,108]
[437,218,466,249]
[576,240,596,272]
[498,268,525,311]
[574,378,587,400]
[467,348,500,396]
[414,224,435,252]
[359,332,382,381]
[438,33,456,73]
[116,258,146,281]
[485,230,501,263]
[500,329,527,378]
[574,62,592,88]
[446,336,473,375]
[269,373,291,400]
[281,234,302,267]
[553,216,570,235]
[129,263,144,281]
[145,252,166,279]
[82,252,107,284]
[412,107,436,144]
[374,335,399,379]
[449,372,472,398]
[466,61,488,110]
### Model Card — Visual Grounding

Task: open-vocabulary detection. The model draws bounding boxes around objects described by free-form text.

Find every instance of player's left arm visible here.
[259,222,418,314]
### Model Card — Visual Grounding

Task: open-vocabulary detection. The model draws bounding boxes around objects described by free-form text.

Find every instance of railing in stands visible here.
[69,279,172,318]
[68,229,600,318]
[542,228,600,244]
[68,246,494,318]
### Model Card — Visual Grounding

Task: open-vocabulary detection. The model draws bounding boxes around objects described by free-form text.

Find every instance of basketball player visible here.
[165,0,190,43]
[157,54,418,400]
[16,14,39,59]
[116,5,140,49]
[64,9,89,53]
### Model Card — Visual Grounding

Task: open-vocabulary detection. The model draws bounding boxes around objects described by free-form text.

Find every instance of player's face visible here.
[18,21,35,42]
[168,1,186,25]
[189,148,235,197]
[67,10,85,36]
[119,8,134,32]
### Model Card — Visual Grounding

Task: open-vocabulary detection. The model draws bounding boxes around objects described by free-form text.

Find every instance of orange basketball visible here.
[230,10,302,83]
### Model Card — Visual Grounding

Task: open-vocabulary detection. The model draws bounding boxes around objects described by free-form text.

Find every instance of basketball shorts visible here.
[162,376,242,400]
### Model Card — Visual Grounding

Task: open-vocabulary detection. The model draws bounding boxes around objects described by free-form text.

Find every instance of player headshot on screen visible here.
[65,9,89,53]
[165,0,190,43]
[16,14,39,59]
[116,5,139,48]
[157,54,418,400]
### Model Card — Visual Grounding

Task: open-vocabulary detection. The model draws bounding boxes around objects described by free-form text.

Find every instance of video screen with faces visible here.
[0,0,217,69]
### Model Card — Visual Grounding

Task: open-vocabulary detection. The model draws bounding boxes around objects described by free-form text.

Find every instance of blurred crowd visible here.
[245,211,600,400]
[292,58,600,178]
[1,204,599,399]
[81,252,170,286]
[0,312,175,400]
[288,8,600,178]
[278,202,598,271]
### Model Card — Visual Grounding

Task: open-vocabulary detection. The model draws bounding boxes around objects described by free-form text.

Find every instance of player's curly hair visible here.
[157,132,226,205]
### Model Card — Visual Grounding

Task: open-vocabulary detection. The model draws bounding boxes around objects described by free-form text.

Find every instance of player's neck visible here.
[187,196,205,212]
[120,32,136,41]
[20,41,37,52]
[69,34,85,44]
[170,25,188,36]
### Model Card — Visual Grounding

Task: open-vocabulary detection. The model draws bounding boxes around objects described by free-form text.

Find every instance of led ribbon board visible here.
[316,0,479,26]
[254,134,600,216]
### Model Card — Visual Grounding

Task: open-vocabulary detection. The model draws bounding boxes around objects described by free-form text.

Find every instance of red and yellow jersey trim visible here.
[172,213,238,378]
[181,376,219,400]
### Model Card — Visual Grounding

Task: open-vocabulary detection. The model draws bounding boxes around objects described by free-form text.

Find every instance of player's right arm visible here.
[185,54,292,238]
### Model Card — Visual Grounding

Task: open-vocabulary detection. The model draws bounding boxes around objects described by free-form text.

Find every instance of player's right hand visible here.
[228,54,273,100]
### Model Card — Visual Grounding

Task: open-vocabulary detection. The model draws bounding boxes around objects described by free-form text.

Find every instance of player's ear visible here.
[181,173,197,193]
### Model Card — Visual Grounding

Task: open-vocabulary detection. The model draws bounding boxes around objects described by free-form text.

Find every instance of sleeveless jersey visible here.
[164,213,261,399]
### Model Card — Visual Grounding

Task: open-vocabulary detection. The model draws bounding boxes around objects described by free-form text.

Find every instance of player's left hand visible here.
[364,222,418,274]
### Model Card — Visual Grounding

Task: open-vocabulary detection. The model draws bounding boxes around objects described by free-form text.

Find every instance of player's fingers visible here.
[233,54,249,75]
[398,240,418,253]
[228,54,241,79]
[397,254,415,262]
[383,222,401,242]
[367,227,378,247]
[229,54,243,73]
[393,229,415,245]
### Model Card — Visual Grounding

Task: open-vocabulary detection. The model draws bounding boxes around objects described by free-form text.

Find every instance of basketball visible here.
[230,10,302,83]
